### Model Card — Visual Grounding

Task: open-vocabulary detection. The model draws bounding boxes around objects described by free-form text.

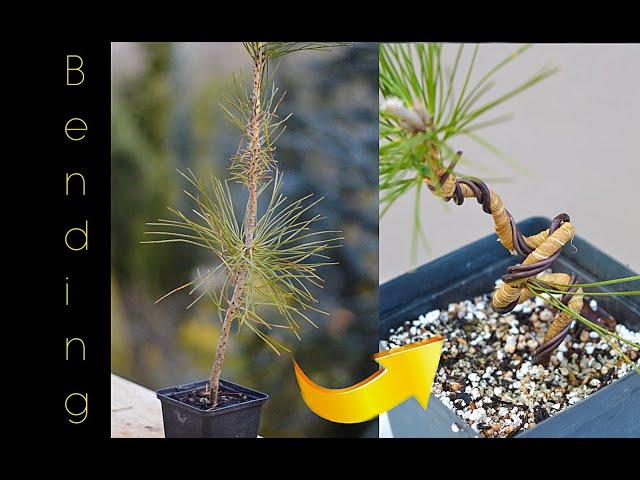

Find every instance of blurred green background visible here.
[110,42,378,437]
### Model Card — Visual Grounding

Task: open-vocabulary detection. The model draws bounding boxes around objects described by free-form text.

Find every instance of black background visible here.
[60,43,110,437]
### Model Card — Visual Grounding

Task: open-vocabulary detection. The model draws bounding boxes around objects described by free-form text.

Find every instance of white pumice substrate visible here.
[380,290,639,438]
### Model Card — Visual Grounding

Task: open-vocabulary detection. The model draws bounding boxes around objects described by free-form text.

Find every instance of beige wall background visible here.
[380,43,640,284]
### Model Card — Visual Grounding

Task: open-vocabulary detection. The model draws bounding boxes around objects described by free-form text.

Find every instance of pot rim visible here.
[157,378,269,417]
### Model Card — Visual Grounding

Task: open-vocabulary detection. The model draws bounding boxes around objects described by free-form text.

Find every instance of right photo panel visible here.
[378,43,640,438]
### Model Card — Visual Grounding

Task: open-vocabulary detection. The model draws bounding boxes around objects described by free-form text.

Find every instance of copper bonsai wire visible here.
[426,151,584,363]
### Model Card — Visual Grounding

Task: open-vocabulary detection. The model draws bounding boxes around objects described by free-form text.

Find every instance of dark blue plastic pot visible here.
[380,217,640,438]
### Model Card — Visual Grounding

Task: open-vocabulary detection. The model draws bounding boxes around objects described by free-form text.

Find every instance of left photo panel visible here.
[110,42,379,438]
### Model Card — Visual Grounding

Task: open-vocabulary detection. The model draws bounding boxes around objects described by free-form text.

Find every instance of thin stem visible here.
[540,275,640,289]
[527,285,640,350]
[209,43,266,406]
[530,283,640,297]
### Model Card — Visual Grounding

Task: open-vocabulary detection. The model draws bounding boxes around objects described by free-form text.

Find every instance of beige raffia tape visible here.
[544,289,584,343]
[492,282,522,308]
[455,183,513,250]
[509,272,585,344]
[426,168,559,257]
[522,223,574,267]
[427,177,515,251]
[532,274,584,344]
[525,229,550,249]
[425,168,573,270]
[492,223,575,309]
[488,189,513,251]
[423,160,582,346]
[517,272,573,303]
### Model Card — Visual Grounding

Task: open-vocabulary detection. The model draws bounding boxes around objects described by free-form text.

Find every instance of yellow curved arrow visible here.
[293,336,444,424]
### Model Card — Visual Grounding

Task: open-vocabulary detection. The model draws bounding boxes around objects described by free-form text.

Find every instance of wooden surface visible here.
[111,374,164,438]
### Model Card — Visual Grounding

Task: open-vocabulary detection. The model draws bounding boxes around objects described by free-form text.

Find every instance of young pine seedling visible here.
[144,42,343,406]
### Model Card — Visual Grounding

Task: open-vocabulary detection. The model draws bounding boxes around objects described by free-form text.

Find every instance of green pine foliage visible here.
[379,43,558,257]
[144,43,342,355]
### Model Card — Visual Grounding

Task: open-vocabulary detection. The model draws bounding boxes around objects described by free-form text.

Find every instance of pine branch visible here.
[379,43,557,256]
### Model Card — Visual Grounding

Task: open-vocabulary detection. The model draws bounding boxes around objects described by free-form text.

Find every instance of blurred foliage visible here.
[111,42,378,437]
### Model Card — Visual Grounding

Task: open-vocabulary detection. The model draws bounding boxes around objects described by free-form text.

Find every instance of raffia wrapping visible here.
[517,272,585,342]
[544,291,584,342]
[491,219,574,308]
[425,166,583,343]
[425,174,550,253]
[517,272,572,303]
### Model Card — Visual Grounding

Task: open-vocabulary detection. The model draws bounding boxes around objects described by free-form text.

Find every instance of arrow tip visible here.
[415,392,430,410]
[375,336,444,411]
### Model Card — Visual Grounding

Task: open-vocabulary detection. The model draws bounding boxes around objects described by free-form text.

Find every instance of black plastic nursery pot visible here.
[380,216,640,438]
[157,379,268,438]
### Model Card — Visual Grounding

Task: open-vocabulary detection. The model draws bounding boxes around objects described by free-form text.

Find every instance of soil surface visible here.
[171,385,251,411]
[380,278,639,438]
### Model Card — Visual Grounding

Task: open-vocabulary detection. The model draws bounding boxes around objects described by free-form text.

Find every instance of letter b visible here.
[67,55,85,86]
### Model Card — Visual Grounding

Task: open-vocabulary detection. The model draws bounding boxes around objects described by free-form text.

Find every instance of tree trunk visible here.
[208,270,247,405]
[208,43,266,406]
